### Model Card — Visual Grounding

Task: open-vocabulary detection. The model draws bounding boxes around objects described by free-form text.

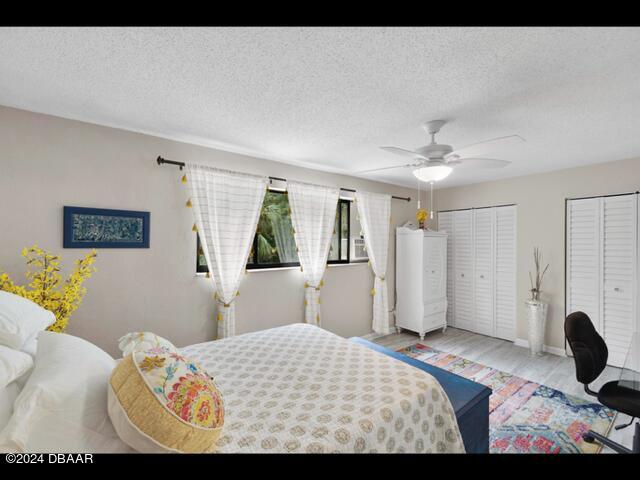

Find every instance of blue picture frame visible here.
[63,206,150,248]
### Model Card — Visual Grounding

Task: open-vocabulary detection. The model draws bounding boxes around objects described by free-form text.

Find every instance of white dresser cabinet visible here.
[396,227,448,340]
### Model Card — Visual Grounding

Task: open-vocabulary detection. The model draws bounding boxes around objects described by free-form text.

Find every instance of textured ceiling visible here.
[1,27,639,188]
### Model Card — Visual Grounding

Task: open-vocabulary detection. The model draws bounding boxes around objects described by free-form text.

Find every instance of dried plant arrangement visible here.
[528,246,549,302]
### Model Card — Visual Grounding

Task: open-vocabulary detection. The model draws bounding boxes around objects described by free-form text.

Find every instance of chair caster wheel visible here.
[583,433,595,444]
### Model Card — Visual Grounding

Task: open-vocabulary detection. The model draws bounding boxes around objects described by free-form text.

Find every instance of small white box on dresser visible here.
[395,227,448,340]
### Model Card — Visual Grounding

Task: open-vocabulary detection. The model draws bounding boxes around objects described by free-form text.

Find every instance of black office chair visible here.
[565,311,640,453]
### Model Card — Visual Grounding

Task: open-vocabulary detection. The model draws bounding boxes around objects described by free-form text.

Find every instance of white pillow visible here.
[0,345,31,433]
[0,291,55,350]
[117,331,177,357]
[0,331,132,453]
[20,334,38,358]
[0,382,21,432]
[0,345,33,388]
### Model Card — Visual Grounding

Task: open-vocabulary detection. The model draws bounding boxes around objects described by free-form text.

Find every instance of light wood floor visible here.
[370,327,635,453]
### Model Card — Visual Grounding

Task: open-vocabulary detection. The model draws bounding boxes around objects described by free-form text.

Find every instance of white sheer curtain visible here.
[355,190,392,335]
[287,181,339,326]
[185,163,268,339]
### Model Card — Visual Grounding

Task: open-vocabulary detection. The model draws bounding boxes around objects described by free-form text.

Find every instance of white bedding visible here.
[182,323,464,453]
[0,382,20,431]
[0,331,133,453]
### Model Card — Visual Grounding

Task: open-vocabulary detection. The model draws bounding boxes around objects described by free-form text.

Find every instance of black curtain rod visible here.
[157,156,411,202]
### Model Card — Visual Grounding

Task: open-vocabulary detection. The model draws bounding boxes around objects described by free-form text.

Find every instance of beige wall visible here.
[5,104,637,356]
[435,157,640,351]
[0,106,418,356]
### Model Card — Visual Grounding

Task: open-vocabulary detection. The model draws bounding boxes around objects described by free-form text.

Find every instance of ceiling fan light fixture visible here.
[412,165,452,182]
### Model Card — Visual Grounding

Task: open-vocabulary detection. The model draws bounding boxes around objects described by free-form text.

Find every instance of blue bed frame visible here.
[349,337,492,453]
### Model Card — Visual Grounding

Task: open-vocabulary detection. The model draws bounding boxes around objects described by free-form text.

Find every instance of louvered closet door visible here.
[494,206,517,341]
[453,210,474,332]
[438,211,455,326]
[602,195,637,367]
[473,208,494,336]
[566,198,601,337]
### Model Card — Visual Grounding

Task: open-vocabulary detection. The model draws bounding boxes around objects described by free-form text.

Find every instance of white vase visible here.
[525,300,548,356]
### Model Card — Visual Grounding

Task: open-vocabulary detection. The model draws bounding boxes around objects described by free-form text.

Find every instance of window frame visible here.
[196,191,351,273]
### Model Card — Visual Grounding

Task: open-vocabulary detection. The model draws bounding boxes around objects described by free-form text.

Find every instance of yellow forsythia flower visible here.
[0,245,97,333]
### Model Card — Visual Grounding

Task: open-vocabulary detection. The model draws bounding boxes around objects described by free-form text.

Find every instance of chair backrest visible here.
[564,311,608,385]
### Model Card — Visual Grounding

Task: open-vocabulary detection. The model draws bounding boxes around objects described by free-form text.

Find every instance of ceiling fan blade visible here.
[355,162,419,174]
[446,158,511,169]
[380,146,427,160]
[447,135,525,159]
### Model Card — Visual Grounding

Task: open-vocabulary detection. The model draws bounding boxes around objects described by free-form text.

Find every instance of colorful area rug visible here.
[398,343,616,453]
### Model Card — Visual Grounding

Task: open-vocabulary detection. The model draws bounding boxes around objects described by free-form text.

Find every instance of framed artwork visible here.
[63,206,150,248]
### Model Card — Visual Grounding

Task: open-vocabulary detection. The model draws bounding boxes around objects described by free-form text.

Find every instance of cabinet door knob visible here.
[480,274,485,279]
[461,273,465,278]
[614,287,621,292]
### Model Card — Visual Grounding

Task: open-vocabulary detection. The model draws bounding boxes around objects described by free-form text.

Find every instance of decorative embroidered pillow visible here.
[117,331,177,357]
[108,345,224,453]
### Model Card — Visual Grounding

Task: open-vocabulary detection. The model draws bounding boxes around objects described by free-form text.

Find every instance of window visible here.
[197,190,352,272]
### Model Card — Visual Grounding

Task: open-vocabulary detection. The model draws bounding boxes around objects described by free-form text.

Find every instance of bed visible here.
[181,323,465,453]
[349,337,491,453]
[1,311,466,453]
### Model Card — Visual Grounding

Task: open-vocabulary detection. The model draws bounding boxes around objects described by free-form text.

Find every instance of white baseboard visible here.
[514,338,566,357]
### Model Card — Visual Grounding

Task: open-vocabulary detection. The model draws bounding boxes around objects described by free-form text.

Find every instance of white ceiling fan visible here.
[358,120,525,182]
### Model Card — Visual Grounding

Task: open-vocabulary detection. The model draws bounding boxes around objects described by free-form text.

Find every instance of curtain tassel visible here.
[216,302,232,323]
[186,199,193,208]
[192,223,198,232]
[370,288,376,296]
[181,174,187,184]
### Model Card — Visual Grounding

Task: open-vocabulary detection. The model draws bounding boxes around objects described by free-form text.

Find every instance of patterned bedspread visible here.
[182,323,464,453]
